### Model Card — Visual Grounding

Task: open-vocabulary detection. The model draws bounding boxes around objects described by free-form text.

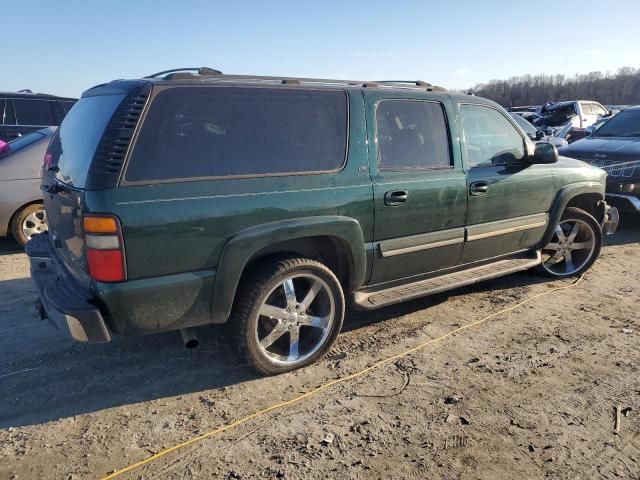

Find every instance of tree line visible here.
[468,67,640,107]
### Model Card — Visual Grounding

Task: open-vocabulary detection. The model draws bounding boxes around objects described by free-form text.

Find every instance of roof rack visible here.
[377,80,433,87]
[17,89,33,93]
[143,71,448,92]
[144,67,223,79]
[375,80,447,92]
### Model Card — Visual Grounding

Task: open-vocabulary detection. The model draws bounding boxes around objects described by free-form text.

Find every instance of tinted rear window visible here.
[125,87,348,182]
[376,100,451,170]
[14,99,55,126]
[48,94,125,188]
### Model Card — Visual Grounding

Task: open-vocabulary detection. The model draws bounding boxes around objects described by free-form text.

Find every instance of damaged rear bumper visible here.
[26,234,111,343]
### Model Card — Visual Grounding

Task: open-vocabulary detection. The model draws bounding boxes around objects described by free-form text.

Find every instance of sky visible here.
[3,0,640,98]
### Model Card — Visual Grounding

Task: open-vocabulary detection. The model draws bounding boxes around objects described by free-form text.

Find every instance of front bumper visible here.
[606,193,640,213]
[601,202,620,235]
[26,233,111,343]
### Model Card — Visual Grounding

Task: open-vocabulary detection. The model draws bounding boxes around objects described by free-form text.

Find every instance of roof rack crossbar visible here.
[376,80,434,87]
[144,67,223,79]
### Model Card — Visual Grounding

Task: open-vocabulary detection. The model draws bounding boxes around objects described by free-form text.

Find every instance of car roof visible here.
[0,91,77,101]
[82,68,504,109]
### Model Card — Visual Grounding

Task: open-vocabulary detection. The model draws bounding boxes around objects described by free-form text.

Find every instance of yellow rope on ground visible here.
[101,275,584,479]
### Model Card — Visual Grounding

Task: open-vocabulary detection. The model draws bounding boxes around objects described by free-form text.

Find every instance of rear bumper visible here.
[26,234,111,343]
[606,193,640,213]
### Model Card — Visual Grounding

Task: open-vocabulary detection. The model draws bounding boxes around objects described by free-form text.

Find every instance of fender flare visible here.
[210,216,367,323]
[539,181,604,246]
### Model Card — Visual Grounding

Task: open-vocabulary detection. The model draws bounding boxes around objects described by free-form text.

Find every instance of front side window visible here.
[376,100,451,170]
[592,104,607,116]
[125,87,348,182]
[13,99,55,126]
[580,103,593,115]
[460,104,525,167]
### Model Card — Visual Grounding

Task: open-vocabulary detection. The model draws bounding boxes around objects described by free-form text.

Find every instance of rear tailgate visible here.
[42,93,127,284]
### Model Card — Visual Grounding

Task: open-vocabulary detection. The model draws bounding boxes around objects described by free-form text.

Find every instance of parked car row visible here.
[25,68,618,374]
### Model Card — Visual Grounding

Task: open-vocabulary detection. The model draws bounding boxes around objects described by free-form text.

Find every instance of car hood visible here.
[558,136,640,182]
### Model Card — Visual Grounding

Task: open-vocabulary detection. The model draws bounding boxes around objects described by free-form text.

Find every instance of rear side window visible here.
[125,87,348,182]
[460,104,525,167]
[14,99,55,126]
[376,100,451,170]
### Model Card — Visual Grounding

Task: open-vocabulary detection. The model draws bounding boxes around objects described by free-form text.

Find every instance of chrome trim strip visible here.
[467,213,548,241]
[381,237,464,257]
[379,227,465,258]
[115,184,373,205]
[467,220,548,241]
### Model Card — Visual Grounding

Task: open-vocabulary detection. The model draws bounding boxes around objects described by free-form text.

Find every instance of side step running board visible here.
[354,251,542,309]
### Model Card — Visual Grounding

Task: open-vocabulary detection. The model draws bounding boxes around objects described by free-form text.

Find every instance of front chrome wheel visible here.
[256,274,335,366]
[541,218,597,276]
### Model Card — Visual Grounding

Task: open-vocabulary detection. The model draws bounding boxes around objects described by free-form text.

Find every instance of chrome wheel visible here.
[255,273,335,366]
[22,209,47,240]
[541,219,596,276]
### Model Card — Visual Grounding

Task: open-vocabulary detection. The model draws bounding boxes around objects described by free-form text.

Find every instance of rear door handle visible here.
[470,181,489,196]
[384,189,408,206]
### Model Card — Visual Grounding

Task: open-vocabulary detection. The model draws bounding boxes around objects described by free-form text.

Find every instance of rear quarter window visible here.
[124,86,348,183]
[49,94,126,188]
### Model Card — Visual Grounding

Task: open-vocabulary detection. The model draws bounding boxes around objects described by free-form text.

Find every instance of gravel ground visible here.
[1,215,639,480]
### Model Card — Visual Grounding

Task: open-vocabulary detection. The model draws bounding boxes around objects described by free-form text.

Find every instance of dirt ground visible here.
[1,216,639,480]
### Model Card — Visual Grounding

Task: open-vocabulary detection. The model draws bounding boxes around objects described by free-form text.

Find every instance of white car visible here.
[538,101,610,129]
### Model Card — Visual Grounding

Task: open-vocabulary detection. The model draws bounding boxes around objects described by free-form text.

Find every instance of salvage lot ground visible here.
[1,217,639,480]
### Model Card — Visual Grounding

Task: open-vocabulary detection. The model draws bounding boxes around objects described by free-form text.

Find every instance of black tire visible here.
[229,257,345,375]
[534,207,602,278]
[10,203,47,246]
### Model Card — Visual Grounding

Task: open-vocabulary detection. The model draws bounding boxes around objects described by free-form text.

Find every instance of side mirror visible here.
[535,130,544,140]
[531,142,559,164]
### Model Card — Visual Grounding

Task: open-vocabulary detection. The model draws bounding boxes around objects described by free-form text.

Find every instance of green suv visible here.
[28,68,618,374]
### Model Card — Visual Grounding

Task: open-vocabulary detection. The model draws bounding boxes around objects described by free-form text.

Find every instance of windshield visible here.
[511,114,537,136]
[48,94,125,188]
[593,109,640,138]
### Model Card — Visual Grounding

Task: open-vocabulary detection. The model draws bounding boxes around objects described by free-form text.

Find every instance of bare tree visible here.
[468,67,640,106]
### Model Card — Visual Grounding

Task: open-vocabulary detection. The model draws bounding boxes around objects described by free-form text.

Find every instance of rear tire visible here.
[11,203,47,246]
[534,207,602,278]
[229,257,345,375]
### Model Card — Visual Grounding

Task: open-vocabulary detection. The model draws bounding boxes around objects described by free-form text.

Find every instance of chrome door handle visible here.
[384,189,408,206]
[470,181,489,196]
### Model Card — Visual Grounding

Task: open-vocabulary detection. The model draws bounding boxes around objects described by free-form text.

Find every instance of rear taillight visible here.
[43,153,53,170]
[83,214,126,282]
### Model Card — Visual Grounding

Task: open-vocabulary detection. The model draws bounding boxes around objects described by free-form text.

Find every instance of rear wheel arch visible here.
[211,217,367,323]
[241,236,355,292]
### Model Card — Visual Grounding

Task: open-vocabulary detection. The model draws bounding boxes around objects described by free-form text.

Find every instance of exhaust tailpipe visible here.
[180,328,199,349]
